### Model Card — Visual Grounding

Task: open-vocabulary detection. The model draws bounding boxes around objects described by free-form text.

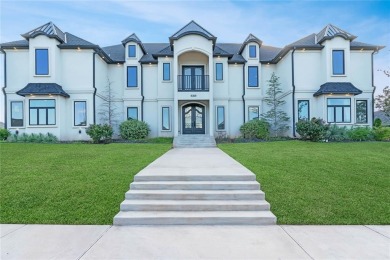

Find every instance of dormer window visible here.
[128,45,136,58]
[249,45,256,58]
[332,50,345,75]
[35,49,49,75]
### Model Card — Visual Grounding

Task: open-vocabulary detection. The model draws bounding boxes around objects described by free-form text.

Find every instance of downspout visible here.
[371,50,378,126]
[140,63,144,121]
[291,47,296,137]
[1,49,7,129]
[92,52,97,124]
[242,64,246,123]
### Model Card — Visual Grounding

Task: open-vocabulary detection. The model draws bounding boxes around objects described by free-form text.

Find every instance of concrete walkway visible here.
[1,224,389,259]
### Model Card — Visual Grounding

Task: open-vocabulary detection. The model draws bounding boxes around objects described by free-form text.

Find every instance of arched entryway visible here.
[182,104,205,134]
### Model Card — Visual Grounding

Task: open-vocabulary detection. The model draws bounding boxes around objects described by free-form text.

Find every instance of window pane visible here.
[127,67,137,87]
[298,100,309,120]
[327,98,350,106]
[335,107,343,122]
[332,50,344,75]
[162,107,170,130]
[30,99,55,108]
[74,101,87,126]
[248,66,258,87]
[248,106,259,120]
[328,107,334,123]
[216,63,223,81]
[217,106,225,130]
[344,107,351,123]
[11,101,24,127]
[128,45,136,57]
[127,107,138,120]
[356,100,367,123]
[35,49,49,75]
[163,63,170,81]
[30,109,37,125]
[249,46,256,58]
[48,108,55,125]
[39,109,47,125]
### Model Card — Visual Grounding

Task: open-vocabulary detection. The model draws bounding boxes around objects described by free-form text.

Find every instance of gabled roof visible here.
[121,33,146,53]
[21,22,66,43]
[313,82,362,97]
[58,32,98,49]
[169,20,217,46]
[316,24,356,44]
[239,33,263,54]
[16,83,70,98]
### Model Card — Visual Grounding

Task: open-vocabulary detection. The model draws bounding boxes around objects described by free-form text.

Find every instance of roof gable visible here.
[239,33,262,54]
[169,20,216,46]
[21,22,66,43]
[316,24,356,44]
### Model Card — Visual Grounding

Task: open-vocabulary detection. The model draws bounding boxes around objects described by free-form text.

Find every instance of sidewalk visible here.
[1,224,389,259]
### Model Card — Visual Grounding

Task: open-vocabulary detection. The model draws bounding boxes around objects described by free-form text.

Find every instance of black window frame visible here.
[163,63,171,81]
[29,99,56,126]
[128,45,136,58]
[248,66,258,87]
[297,100,310,121]
[249,45,256,58]
[248,106,259,121]
[215,63,223,81]
[327,98,351,123]
[162,106,170,131]
[35,49,49,75]
[127,66,138,88]
[74,101,87,126]
[127,107,138,120]
[216,106,225,130]
[10,101,24,127]
[332,50,345,75]
[356,100,368,124]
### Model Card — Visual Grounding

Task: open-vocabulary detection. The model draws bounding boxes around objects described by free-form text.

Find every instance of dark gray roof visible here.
[260,45,282,62]
[21,22,66,43]
[350,41,385,50]
[62,33,97,47]
[16,83,70,98]
[121,33,147,54]
[155,45,173,56]
[239,33,263,54]
[313,82,362,97]
[287,34,322,48]
[316,24,356,44]
[213,45,231,56]
[101,44,125,62]
[169,20,216,46]
[0,40,29,48]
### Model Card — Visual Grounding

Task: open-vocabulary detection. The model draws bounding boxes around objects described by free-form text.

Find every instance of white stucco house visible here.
[0,21,384,140]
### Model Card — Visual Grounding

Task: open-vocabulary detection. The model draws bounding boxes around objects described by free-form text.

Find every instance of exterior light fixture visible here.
[267,63,270,65]
[302,48,305,51]
[13,47,17,50]
[78,128,82,134]
[16,128,19,135]
[77,47,81,51]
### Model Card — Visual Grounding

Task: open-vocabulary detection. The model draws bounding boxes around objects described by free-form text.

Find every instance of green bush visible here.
[7,132,58,143]
[0,128,10,140]
[120,120,150,140]
[374,118,382,128]
[296,118,329,142]
[86,124,113,143]
[373,127,390,141]
[347,127,374,141]
[326,125,350,142]
[239,119,270,139]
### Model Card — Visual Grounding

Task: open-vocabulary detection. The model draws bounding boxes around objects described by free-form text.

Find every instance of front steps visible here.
[173,135,216,148]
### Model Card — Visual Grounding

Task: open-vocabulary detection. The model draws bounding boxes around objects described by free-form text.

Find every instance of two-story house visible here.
[0,21,384,140]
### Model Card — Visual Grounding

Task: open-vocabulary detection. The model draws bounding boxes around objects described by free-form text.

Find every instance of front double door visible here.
[182,104,205,134]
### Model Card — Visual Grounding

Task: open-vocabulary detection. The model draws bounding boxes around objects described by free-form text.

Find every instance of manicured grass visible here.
[219,141,390,224]
[0,143,171,224]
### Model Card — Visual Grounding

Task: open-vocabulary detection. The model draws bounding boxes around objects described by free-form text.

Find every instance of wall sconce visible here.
[15,128,19,135]
[78,128,82,134]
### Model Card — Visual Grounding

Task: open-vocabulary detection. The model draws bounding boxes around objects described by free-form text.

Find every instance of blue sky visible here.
[0,0,389,119]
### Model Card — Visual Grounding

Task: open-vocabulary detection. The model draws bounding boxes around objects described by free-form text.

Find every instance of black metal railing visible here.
[178,75,209,91]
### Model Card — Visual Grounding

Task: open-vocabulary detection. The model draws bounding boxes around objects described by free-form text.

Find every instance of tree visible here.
[261,72,290,136]
[375,69,390,117]
[98,78,121,131]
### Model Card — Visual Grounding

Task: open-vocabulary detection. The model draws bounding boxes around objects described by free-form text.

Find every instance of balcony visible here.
[178,75,209,92]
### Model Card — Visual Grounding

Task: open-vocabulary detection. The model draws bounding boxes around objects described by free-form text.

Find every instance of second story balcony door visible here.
[179,66,209,91]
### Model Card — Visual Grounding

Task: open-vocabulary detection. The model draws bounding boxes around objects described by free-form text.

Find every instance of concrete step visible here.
[173,135,217,148]
[130,181,260,190]
[113,211,277,225]
[125,190,265,200]
[134,174,256,182]
[120,200,270,211]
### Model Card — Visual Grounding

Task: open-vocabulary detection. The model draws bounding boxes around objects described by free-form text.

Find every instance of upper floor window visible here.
[249,46,256,58]
[327,98,350,123]
[127,66,137,87]
[248,106,259,120]
[11,101,24,127]
[128,45,136,58]
[29,99,56,125]
[248,66,258,87]
[215,63,223,81]
[332,50,345,75]
[356,100,368,124]
[163,63,170,81]
[74,101,87,126]
[35,49,49,75]
[298,100,310,121]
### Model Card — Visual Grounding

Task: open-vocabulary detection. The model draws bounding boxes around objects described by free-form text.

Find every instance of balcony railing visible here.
[178,75,209,92]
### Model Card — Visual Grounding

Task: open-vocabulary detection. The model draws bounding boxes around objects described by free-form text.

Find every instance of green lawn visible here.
[0,143,171,224]
[219,141,390,224]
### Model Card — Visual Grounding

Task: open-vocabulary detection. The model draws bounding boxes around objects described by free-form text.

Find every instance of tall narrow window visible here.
[11,101,23,127]
[127,107,138,120]
[248,66,258,87]
[356,100,368,124]
[74,101,87,126]
[332,50,345,75]
[35,49,49,75]
[128,45,136,58]
[249,46,256,58]
[215,63,223,81]
[29,99,56,125]
[216,106,225,130]
[162,107,170,130]
[163,63,170,81]
[298,100,310,121]
[327,98,351,123]
[127,66,137,87]
[248,106,259,120]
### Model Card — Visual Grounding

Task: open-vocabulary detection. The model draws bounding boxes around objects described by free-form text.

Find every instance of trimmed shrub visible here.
[296,118,329,142]
[373,127,390,141]
[347,127,374,141]
[0,128,10,140]
[326,125,350,142]
[120,120,150,140]
[374,118,382,128]
[86,124,113,143]
[7,133,58,143]
[239,119,270,139]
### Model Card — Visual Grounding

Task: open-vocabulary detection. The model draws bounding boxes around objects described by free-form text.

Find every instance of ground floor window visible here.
[11,101,24,127]
[162,107,170,130]
[356,100,368,124]
[127,107,138,120]
[216,106,225,130]
[74,101,87,126]
[298,100,310,121]
[327,98,351,123]
[29,99,56,125]
[248,106,259,120]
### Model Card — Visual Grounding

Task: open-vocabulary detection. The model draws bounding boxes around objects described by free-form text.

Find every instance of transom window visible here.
[248,106,259,120]
[248,66,258,87]
[163,63,170,81]
[327,98,351,123]
[29,99,56,125]
[127,107,138,120]
[162,107,170,130]
[128,45,136,58]
[332,50,345,75]
[249,46,256,58]
[74,101,87,126]
[11,101,24,127]
[215,63,223,81]
[216,106,225,130]
[127,66,138,87]
[356,100,368,124]
[298,100,310,121]
[35,49,49,75]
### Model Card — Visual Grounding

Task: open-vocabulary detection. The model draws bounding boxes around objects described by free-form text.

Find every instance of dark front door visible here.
[182,104,205,134]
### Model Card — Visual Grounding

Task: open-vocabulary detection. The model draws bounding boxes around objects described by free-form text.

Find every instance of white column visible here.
[208,50,214,136]
[173,52,179,136]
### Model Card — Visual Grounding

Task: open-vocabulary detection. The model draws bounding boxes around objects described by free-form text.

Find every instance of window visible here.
[127,107,138,120]
[162,107,170,130]
[215,63,223,81]
[128,45,136,58]
[248,106,259,120]
[216,106,225,130]
[248,66,258,87]
[11,101,23,127]
[249,46,256,58]
[127,66,137,87]
[332,50,345,75]
[35,49,49,75]
[298,100,310,121]
[74,101,87,126]
[356,100,368,124]
[327,98,351,123]
[29,99,55,125]
[163,63,170,81]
